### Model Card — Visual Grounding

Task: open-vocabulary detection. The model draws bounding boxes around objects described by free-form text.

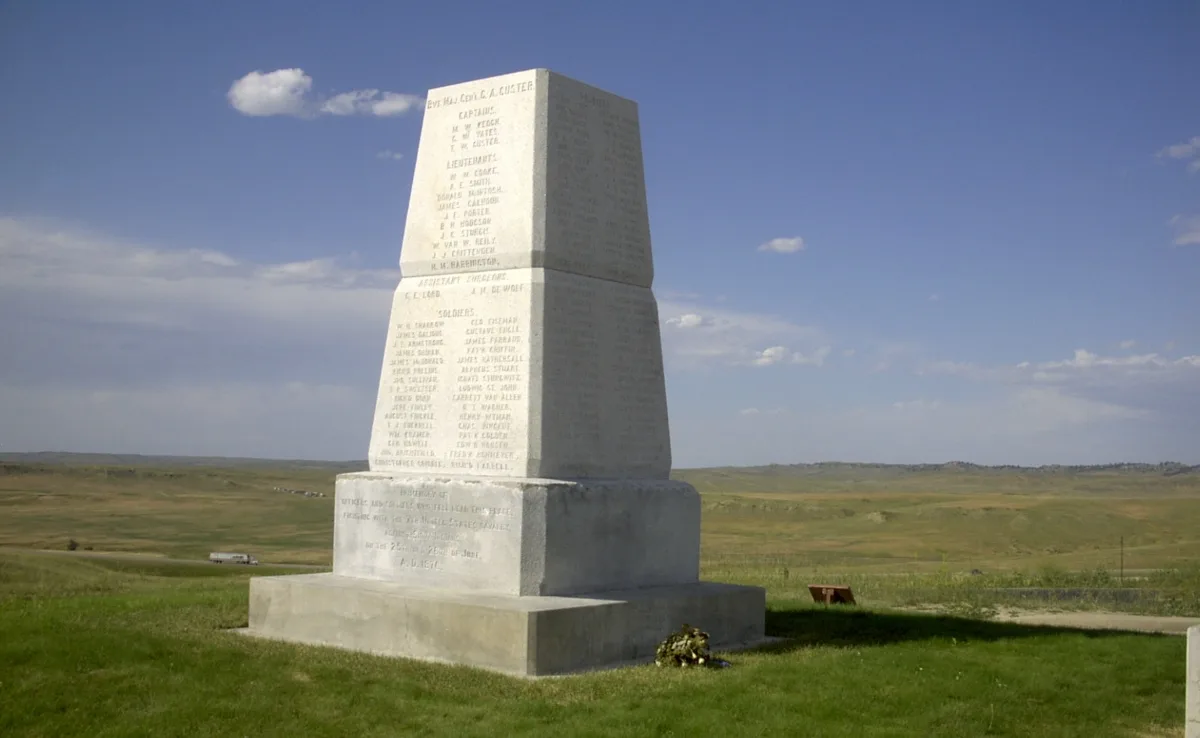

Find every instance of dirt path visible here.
[990,608,1200,635]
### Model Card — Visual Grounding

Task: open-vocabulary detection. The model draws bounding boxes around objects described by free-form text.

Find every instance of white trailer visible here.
[208,552,259,565]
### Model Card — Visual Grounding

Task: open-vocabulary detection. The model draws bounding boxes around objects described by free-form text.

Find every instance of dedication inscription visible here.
[370,269,533,477]
[333,478,523,592]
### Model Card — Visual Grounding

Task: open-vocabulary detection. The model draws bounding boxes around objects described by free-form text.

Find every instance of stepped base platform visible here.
[243,573,766,677]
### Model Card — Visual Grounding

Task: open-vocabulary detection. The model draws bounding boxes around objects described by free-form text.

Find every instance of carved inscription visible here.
[372,271,530,475]
[401,71,537,277]
[340,488,515,572]
[370,71,666,478]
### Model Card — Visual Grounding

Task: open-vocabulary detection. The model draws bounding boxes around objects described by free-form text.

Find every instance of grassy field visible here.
[3,459,1199,613]
[1,459,1197,736]
[0,551,1187,738]
[0,462,339,564]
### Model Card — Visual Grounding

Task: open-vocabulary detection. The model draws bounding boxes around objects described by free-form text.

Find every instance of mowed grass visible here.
[0,552,1186,738]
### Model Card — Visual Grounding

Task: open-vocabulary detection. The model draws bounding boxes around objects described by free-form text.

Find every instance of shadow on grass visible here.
[755,605,1166,654]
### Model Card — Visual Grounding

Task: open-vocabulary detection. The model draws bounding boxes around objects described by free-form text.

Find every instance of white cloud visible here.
[1169,214,1200,246]
[756,236,805,254]
[1119,339,1136,350]
[0,216,405,458]
[4,215,1194,466]
[919,348,1200,425]
[0,216,395,411]
[792,346,832,366]
[0,217,396,327]
[321,90,423,117]
[670,383,1179,469]
[226,68,313,117]
[1157,135,1200,165]
[750,345,831,368]
[376,150,405,161]
[227,68,423,119]
[664,313,710,329]
[659,298,827,371]
[753,346,790,366]
[0,381,372,460]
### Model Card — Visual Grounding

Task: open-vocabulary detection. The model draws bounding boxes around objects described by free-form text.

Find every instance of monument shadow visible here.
[751,605,1164,656]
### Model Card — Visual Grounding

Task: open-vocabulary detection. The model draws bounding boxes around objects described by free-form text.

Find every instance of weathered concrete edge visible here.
[232,628,783,680]
[240,573,766,678]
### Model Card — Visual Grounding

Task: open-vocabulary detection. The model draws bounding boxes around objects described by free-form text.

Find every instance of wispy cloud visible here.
[750,345,831,367]
[1169,214,1200,246]
[739,407,787,416]
[919,348,1200,423]
[0,216,394,376]
[376,150,405,161]
[664,313,712,329]
[1119,339,1136,350]
[658,298,829,370]
[227,68,424,119]
[892,399,943,411]
[671,384,1175,469]
[0,216,402,457]
[756,236,805,254]
[1157,135,1200,173]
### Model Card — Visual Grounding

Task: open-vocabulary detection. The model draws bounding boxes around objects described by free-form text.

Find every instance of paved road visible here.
[5,547,326,570]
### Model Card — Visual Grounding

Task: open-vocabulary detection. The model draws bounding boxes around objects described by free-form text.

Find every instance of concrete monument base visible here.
[331,473,703,596]
[245,573,766,677]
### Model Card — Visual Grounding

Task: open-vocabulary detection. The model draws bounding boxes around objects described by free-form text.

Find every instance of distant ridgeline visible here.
[0,452,369,472]
[680,461,1200,477]
[0,453,1195,476]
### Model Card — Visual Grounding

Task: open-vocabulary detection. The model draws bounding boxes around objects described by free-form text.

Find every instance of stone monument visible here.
[245,69,766,676]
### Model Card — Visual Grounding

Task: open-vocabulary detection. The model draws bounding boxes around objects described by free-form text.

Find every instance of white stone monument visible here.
[245,69,766,676]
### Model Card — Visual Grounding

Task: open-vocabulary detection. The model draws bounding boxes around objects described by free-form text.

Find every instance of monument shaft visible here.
[369,68,669,480]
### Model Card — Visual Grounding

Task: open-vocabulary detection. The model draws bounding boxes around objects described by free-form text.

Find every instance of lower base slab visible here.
[244,573,766,677]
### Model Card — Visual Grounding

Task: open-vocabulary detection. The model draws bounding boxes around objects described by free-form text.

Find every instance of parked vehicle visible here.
[208,552,259,565]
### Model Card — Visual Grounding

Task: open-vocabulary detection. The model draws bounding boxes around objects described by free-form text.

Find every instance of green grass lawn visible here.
[0,552,1186,738]
[1,461,1196,735]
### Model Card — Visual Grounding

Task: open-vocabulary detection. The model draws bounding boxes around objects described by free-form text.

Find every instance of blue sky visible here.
[1,1,1197,466]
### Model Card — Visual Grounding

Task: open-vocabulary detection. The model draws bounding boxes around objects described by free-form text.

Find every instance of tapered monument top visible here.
[398,68,654,288]
[368,68,672,479]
